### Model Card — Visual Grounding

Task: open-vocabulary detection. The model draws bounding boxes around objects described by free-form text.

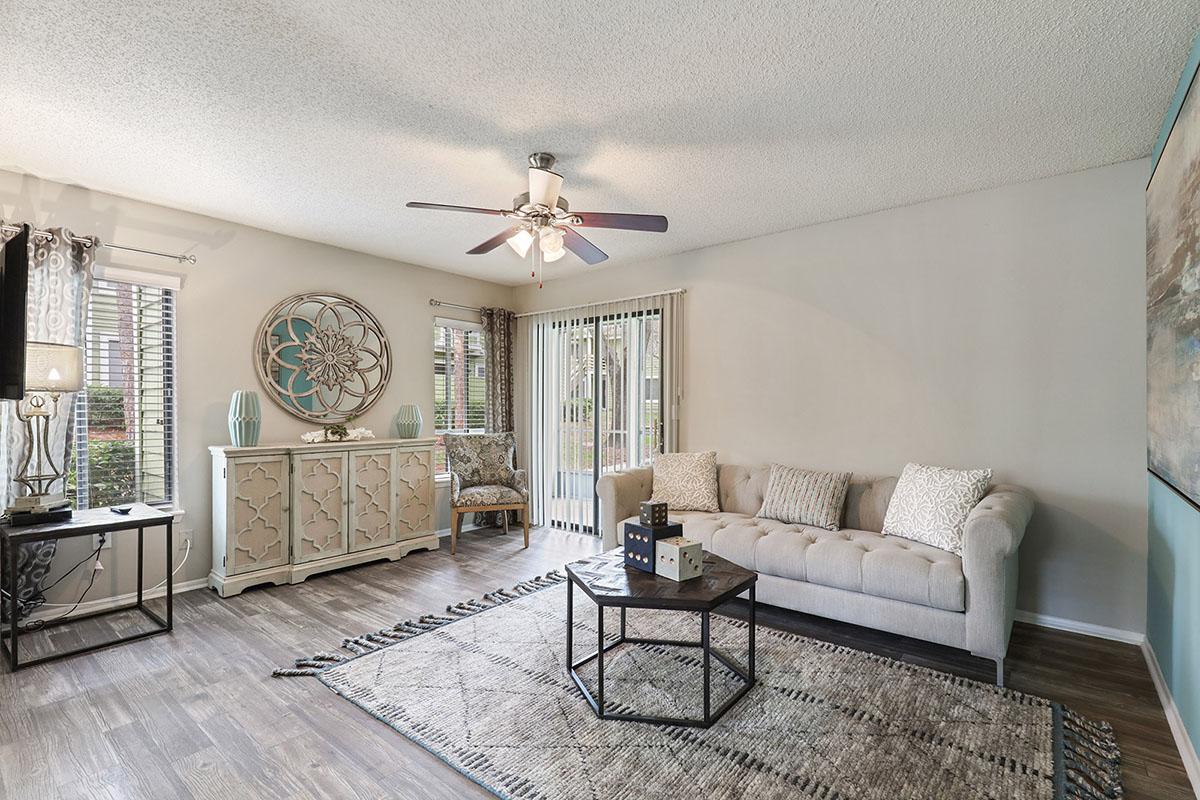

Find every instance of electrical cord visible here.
[21,551,103,631]
[36,542,105,595]
[149,537,190,592]
[1,537,191,624]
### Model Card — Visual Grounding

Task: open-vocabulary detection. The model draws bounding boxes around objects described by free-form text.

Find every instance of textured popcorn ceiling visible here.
[0,1,1196,285]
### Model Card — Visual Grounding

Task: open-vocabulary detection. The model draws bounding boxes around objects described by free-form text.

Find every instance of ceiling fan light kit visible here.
[406,152,669,287]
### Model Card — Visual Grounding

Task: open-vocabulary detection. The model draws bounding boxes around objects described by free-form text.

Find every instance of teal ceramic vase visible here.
[392,404,422,439]
[228,390,262,446]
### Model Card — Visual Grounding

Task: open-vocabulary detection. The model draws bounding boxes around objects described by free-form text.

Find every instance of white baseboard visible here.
[25,577,208,624]
[1013,610,1145,645]
[1142,640,1200,797]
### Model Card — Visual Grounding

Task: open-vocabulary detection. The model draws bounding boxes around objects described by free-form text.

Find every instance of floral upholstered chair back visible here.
[443,432,527,506]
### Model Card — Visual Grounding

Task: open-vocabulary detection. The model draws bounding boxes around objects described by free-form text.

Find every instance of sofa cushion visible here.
[717,464,771,515]
[757,464,851,530]
[620,511,964,612]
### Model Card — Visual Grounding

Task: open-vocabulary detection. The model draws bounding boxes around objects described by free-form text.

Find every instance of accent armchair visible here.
[444,432,530,555]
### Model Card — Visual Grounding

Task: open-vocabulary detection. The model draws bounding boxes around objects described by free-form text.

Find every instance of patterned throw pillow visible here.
[757,464,851,530]
[881,463,992,555]
[650,451,721,512]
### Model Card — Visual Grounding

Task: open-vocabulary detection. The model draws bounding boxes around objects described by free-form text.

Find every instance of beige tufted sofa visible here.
[596,464,1034,685]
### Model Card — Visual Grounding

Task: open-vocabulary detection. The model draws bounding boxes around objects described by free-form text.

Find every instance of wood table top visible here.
[565,548,756,610]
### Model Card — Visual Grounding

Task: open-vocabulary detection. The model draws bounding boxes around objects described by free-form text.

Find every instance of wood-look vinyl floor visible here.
[0,528,1191,799]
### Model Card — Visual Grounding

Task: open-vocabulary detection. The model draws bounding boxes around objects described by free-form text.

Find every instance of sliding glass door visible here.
[530,307,664,535]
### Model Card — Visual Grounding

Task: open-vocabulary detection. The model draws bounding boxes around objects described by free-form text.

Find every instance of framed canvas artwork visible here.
[1148,57,1200,508]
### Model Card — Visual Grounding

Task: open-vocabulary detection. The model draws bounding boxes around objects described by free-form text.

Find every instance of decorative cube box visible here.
[654,536,704,581]
[639,500,669,527]
[624,521,682,572]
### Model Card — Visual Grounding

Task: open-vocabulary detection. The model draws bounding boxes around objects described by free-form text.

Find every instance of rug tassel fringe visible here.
[1062,709,1124,798]
[273,570,565,677]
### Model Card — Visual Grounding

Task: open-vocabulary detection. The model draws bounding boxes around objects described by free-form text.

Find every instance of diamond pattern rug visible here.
[276,572,1123,799]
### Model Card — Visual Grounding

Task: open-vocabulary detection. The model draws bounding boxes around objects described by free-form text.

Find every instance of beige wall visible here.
[0,169,515,605]
[514,159,1149,634]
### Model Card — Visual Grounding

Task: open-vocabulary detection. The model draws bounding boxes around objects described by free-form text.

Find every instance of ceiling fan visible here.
[406,153,668,285]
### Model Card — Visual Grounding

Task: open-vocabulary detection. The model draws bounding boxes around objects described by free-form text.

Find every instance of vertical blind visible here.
[433,318,487,474]
[523,291,683,541]
[70,278,177,509]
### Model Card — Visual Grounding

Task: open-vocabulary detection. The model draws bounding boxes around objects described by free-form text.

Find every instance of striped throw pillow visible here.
[757,464,852,530]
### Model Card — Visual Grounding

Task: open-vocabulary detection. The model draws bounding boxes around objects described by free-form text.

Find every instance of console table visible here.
[209,437,439,597]
[1,503,174,671]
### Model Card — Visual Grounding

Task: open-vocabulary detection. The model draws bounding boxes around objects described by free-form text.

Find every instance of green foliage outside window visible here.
[85,384,126,430]
[84,439,137,508]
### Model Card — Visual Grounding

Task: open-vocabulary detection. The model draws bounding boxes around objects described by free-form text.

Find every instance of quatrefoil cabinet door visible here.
[348,448,398,552]
[225,454,291,575]
[291,450,350,564]
[395,448,433,540]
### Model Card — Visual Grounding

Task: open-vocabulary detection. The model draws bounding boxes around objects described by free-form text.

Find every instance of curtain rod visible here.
[513,288,685,318]
[1,223,197,264]
[429,299,482,314]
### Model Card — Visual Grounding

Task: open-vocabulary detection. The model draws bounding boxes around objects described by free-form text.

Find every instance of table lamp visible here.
[6,341,84,521]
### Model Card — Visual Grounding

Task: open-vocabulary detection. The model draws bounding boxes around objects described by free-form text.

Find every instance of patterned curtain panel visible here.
[1,226,94,621]
[481,307,515,432]
[478,307,516,527]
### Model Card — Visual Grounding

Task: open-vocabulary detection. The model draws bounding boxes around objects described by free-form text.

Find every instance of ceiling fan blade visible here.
[561,227,608,265]
[571,212,668,233]
[406,202,508,216]
[467,227,520,255]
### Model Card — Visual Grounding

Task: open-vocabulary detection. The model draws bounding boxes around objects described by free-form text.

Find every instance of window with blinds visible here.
[69,278,177,509]
[433,319,486,474]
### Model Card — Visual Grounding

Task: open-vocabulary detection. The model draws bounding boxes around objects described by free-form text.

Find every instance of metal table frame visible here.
[1,505,174,671]
[566,576,756,728]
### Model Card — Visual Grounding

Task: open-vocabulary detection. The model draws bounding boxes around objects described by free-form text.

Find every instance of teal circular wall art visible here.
[254,292,392,423]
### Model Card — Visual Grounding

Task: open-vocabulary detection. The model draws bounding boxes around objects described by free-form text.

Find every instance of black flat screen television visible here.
[0,224,30,400]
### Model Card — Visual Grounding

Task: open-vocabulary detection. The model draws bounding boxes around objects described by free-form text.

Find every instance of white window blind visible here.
[70,277,177,509]
[433,318,486,474]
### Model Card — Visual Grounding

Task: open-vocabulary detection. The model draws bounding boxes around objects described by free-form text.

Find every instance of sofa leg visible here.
[995,657,1005,688]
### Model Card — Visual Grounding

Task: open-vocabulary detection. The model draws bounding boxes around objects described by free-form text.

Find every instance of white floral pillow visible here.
[881,463,992,555]
[650,451,720,512]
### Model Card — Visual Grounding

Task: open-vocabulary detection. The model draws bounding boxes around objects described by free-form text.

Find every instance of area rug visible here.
[275,571,1123,799]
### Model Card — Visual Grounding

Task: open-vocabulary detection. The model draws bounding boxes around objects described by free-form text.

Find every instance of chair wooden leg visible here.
[503,511,509,535]
[450,509,459,556]
[522,504,530,549]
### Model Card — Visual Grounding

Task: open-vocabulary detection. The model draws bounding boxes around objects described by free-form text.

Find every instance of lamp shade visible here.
[507,228,534,258]
[24,342,84,392]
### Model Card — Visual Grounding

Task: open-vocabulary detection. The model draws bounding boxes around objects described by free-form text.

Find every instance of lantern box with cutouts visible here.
[622,520,681,573]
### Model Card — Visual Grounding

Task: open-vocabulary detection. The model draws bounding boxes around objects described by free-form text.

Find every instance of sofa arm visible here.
[962,485,1035,660]
[596,467,654,549]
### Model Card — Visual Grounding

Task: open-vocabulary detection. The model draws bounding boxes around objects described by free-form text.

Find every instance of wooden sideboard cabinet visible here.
[209,438,438,597]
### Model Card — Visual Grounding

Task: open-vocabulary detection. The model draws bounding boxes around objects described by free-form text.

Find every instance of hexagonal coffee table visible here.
[564,548,757,728]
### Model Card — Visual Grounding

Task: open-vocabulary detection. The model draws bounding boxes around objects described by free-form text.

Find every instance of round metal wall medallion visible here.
[254,292,391,423]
